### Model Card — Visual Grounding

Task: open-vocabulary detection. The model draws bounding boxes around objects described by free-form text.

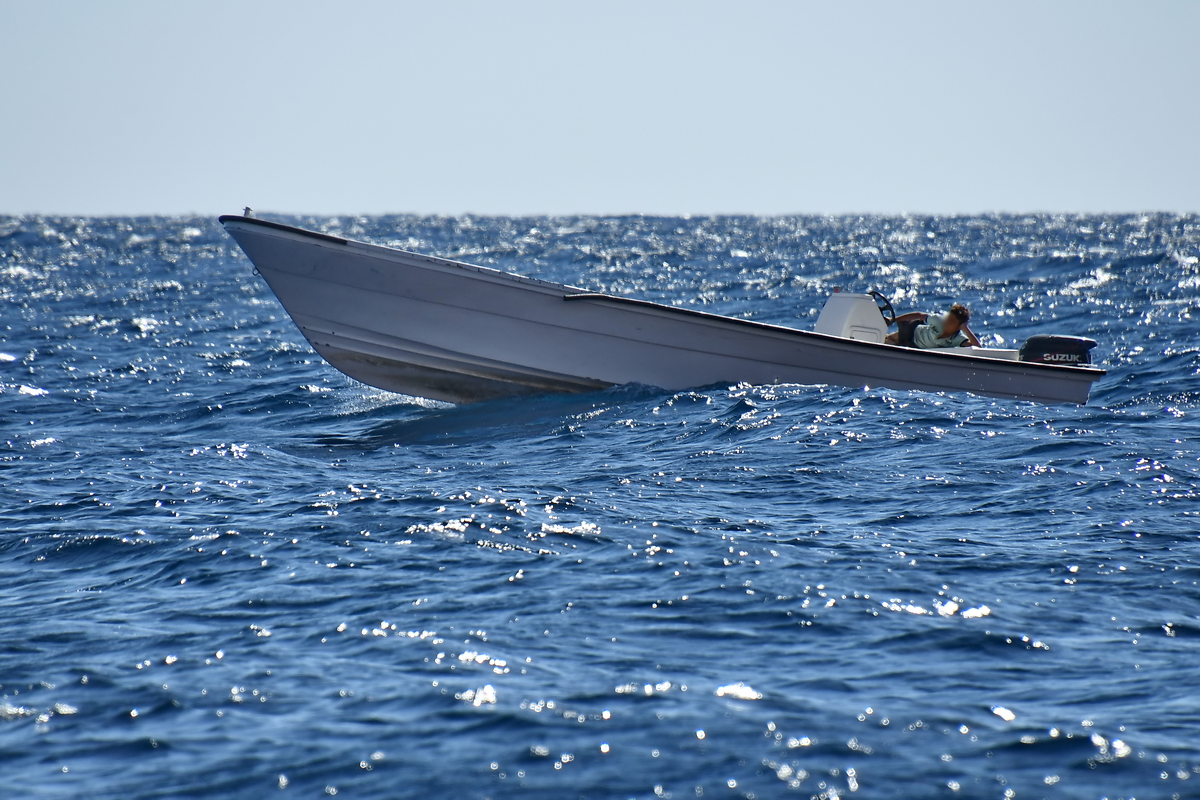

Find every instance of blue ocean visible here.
[2,213,1198,799]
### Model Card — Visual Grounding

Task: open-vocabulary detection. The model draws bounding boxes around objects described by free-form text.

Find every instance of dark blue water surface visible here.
[2,214,1199,800]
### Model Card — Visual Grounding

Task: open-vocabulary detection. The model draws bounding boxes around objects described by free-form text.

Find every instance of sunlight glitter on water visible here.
[2,213,1200,797]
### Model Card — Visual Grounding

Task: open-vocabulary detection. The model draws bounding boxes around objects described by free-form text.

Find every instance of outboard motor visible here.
[1019,335,1097,366]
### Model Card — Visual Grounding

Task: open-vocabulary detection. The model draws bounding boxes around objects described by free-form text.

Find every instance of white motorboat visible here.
[219,215,1105,405]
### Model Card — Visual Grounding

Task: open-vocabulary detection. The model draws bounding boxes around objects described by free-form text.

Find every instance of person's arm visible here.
[892,312,929,325]
[960,325,982,347]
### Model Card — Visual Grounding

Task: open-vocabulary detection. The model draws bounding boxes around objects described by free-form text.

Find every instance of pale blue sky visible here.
[2,1,1197,216]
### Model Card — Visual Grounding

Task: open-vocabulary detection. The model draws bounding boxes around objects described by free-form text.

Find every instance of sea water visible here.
[2,214,1198,799]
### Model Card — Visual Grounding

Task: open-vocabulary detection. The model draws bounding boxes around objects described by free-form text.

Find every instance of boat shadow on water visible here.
[295,383,669,453]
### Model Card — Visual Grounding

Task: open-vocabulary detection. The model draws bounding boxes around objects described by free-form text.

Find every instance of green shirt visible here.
[913,314,968,349]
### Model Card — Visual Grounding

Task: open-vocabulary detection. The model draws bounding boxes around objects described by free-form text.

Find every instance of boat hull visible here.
[220,217,1105,405]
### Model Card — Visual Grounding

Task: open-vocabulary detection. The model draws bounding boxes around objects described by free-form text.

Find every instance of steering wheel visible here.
[868,290,896,326]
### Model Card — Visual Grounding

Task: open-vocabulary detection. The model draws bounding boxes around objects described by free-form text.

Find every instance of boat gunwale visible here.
[219,215,1107,382]
[562,293,1105,378]
[219,214,586,293]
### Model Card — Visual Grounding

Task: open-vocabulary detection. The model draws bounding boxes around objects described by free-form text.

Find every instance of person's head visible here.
[942,303,970,335]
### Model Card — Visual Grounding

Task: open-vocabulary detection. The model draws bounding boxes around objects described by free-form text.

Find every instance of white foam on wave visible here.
[715,682,762,700]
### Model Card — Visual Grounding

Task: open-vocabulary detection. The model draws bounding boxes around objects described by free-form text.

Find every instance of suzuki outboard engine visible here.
[1018,335,1097,366]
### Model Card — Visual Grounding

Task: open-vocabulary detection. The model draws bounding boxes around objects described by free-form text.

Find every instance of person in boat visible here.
[884,303,981,348]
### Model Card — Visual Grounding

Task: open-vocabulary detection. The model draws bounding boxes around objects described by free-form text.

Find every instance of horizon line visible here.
[2,208,1197,219]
